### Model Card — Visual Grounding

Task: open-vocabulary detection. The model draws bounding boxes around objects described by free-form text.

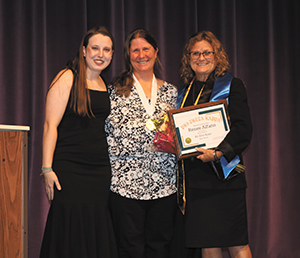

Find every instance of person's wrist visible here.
[213,150,220,162]
[40,167,53,176]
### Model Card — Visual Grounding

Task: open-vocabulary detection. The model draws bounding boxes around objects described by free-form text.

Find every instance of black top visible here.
[54,89,110,166]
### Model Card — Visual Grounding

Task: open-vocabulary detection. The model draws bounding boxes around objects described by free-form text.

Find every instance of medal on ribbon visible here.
[133,73,158,130]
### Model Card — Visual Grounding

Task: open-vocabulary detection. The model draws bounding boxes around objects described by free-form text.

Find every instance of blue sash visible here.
[177,72,240,179]
[210,72,241,179]
[210,71,232,103]
[176,85,187,108]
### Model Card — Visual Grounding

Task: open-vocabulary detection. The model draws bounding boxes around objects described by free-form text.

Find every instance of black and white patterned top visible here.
[105,81,178,200]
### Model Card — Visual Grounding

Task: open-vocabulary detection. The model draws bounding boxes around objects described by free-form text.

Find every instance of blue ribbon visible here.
[210,72,232,104]
[209,72,240,179]
[220,155,241,179]
[176,85,186,108]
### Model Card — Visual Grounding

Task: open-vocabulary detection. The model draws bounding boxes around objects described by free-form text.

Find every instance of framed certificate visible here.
[167,99,230,160]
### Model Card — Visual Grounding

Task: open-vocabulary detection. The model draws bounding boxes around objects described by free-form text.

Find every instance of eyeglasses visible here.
[189,51,214,60]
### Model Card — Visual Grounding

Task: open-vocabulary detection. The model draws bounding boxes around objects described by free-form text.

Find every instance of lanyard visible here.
[180,79,205,108]
[178,78,204,215]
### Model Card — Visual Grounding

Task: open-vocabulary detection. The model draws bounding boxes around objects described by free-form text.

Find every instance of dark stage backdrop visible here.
[0,0,299,257]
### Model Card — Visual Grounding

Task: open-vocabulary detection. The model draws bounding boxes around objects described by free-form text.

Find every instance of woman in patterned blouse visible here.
[105,28,178,258]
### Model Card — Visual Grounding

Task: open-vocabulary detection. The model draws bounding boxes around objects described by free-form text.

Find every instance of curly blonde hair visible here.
[181,31,230,84]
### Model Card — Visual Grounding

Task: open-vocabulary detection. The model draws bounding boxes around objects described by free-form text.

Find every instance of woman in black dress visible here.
[177,31,253,258]
[40,26,117,258]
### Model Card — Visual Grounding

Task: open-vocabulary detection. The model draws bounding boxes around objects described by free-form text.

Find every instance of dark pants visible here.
[109,191,177,258]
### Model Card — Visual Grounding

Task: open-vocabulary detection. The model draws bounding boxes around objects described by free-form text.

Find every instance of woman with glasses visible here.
[177,31,253,258]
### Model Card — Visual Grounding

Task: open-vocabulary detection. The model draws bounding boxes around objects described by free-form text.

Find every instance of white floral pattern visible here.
[105,82,178,200]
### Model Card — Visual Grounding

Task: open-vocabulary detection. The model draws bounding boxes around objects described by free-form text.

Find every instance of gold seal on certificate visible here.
[146,119,156,131]
[185,137,192,144]
[167,99,230,160]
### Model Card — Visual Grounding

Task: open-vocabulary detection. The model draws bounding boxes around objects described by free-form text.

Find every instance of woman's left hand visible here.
[195,147,222,162]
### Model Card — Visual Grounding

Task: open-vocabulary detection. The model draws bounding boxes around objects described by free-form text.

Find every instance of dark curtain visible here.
[0,0,299,257]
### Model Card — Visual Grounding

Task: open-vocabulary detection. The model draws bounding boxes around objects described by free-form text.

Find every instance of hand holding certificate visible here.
[167,99,230,160]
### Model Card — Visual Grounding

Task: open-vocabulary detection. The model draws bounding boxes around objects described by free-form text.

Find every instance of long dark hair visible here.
[112,28,162,97]
[50,26,114,116]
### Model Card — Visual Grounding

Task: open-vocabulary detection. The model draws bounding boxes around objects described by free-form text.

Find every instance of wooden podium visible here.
[0,125,30,258]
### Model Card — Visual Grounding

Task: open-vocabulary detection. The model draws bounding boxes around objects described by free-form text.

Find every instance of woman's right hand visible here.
[43,171,62,201]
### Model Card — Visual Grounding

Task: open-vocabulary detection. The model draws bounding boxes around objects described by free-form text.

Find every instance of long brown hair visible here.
[49,26,114,116]
[112,28,162,97]
[181,31,230,84]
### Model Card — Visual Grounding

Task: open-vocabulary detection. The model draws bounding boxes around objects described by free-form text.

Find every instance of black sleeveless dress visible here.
[40,90,118,258]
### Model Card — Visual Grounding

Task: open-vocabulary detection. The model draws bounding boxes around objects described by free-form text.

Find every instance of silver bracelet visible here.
[213,150,220,162]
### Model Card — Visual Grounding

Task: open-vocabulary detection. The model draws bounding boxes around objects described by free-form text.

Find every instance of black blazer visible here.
[180,76,252,190]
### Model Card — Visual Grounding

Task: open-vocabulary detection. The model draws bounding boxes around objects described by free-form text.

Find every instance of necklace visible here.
[88,79,100,90]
